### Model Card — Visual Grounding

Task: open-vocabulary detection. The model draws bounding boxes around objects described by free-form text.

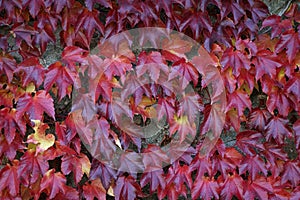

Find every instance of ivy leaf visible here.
[114,175,143,200]
[22,0,44,18]
[40,169,76,199]
[27,120,55,153]
[220,0,245,24]
[179,10,212,39]
[266,88,291,117]
[61,153,91,183]
[190,154,211,178]
[281,161,300,187]
[0,134,25,161]
[221,47,250,77]
[140,169,166,193]
[262,15,292,39]
[18,149,49,187]
[0,54,17,83]
[142,144,169,170]
[157,97,175,122]
[14,57,45,88]
[220,172,244,200]
[76,9,104,41]
[192,176,219,200]
[169,115,196,143]
[44,61,76,100]
[247,108,272,131]
[239,155,268,181]
[0,108,26,144]
[178,93,202,122]
[285,72,300,102]
[226,89,251,117]
[212,147,243,179]
[165,162,193,196]
[83,178,106,200]
[293,119,300,148]
[275,29,300,63]
[85,0,112,11]
[235,130,265,156]
[243,176,273,199]
[136,51,169,83]
[0,160,20,197]
[12,24,38,48]
[265,116,292,144]
[169,58,199,89]
[16,90,55,121]
[252,50,282,81]
[89,159,117,189]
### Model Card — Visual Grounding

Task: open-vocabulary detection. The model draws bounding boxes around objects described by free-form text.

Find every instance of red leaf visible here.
[22,0,44,18]
[235,130,265,156]
[40,169,77,199]
[12,24,38,48]
[0,134,25,161]
[142,144,169,170]
[16,90,55,120]
[76,9,104,41]
[44,61,76,100]
[275,29,300,63]
[178,93,202,122]
[281,161,300,187]
[136,51,169,83]
[247,108,272,131]
[226,89,251,117]
[221,47,250,77]
[212,147,243,179]
[0,54,17,83]
[243,176,273,199]
[140,169,166,193]
[85,0,112,11]
[165,162,193,196]
[169,115,196,143]
[114,175,143,200]
[239,155,268,181]
[0,108,26,144]
[89,159,117,189]
[285,72,300,102]
[14,57,45,87]
[18,149,48,186]
[61,46,88,68]
[190,154,211,178]
[220,172,244,200]
[0,160,20,197]
[157,97,175,122]
[221,1,245,24]
[192,176,219,200]
[266,87,291,117]
[169,58,199,89]
[252,50,282,81]
[61,153,90,183]
[265,116,292,144]
[83,178,106,200]
[262,15,292,39]
[293,119,300,148]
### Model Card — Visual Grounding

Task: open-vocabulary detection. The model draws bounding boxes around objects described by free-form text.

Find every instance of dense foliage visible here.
[0,0,299,199]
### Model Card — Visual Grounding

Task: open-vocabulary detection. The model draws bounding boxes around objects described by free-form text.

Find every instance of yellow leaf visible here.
[27,120,55,152]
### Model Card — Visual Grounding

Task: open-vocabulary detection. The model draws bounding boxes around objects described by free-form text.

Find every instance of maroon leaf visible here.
[220,172,244,200]
[192,176,219,200]
[16,90,55,120]
[114,175,143,200]
[14,57,45,87]
[239,155,268,181]
[44,61,76,100]
[82,178,106,200]
[275,29,300,63]
[0,54,17,83]
[0,160,20,197]
[281,161,300,187]
[243,176,273,199]
[265,116,292,144]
